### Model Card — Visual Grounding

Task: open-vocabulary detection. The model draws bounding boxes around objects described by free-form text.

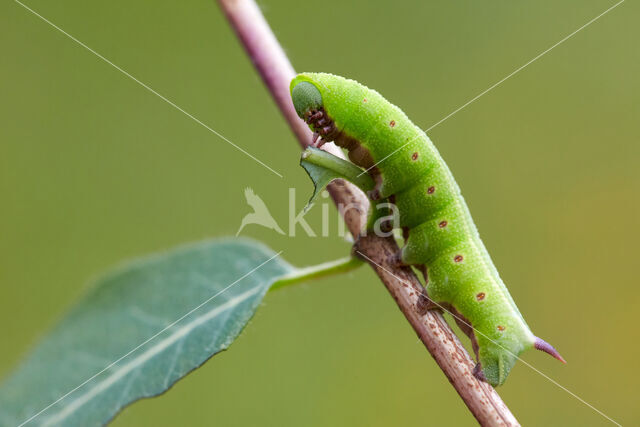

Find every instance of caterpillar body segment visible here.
[291,72,564,386]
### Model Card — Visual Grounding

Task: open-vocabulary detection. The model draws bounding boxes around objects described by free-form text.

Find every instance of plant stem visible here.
[271,257,363,291]
[218,1,520,425]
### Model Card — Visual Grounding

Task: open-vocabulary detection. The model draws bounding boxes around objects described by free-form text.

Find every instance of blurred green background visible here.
[1,0,638,425]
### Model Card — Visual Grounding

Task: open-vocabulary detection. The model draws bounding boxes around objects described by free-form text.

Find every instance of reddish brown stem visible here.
[218,0,520,425]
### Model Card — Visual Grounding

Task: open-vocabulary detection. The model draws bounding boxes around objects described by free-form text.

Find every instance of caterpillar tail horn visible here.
[534,337,567,363]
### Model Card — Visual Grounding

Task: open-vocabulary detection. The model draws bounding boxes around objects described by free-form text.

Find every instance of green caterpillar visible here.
[290,72,565,386]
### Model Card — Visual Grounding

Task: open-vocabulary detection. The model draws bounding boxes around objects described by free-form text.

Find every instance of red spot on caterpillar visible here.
[439,220,447,228]
[476,292,485,301]
[411,152,419,161]
[427,186,435,194]
[363,98,367,103]
[497,325,505,331]
[454,255,463,263]
[390,120,396,128]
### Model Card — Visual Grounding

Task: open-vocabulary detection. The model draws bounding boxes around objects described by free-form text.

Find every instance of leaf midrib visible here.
[42,285,263,426]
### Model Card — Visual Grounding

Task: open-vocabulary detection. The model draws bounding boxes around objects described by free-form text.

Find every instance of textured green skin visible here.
[291,73,536,386]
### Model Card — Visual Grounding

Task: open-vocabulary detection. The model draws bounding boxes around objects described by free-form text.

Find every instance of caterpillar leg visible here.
[416,289,439,314]
[367,185,382,201]
[447,306,486,382]
[366,172,387,201]
[367,188,381,201]
[378,218,394,234]
[305,108,337,148]
[449,306,481,363]
[473,363,487,382]
[352,235,410,271]
[387,249,405,267]
[311,132,329,148]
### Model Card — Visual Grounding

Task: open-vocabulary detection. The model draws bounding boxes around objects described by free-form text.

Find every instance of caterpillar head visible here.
[291,81,323,118]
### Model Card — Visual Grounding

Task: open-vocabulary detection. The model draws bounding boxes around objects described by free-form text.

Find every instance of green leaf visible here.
[300,147,374,210]
[0,239,293,427]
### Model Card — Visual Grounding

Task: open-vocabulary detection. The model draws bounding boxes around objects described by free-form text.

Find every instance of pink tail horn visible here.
[534,337,566,363]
